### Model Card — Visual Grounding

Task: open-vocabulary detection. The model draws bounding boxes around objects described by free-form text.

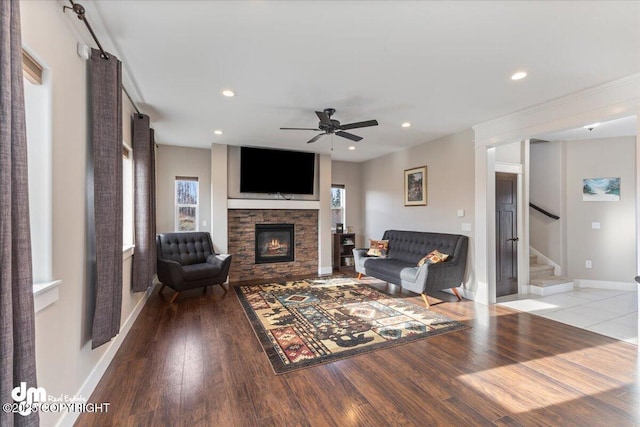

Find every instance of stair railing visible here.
[529,203,560,220]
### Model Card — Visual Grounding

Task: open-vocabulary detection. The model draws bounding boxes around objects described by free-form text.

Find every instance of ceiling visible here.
[535,115,637,142]
[74,1,640,162]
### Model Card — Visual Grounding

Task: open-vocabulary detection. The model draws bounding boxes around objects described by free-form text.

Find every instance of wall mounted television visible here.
[240,146,316,195]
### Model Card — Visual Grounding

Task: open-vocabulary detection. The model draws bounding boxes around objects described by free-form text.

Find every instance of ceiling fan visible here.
[280,108,378,144]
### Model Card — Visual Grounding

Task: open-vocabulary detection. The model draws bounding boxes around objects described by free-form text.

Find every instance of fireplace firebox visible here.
[255,224,294,264]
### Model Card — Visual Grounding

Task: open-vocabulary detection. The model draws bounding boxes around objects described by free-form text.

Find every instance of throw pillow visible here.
[367,239,389,257]
[417,249,449,267]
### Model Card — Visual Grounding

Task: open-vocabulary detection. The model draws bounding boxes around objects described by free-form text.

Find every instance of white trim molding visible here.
[228,198,320,210]
[574,279,637,293]
[33,280,61,313]
[473,73,640,148]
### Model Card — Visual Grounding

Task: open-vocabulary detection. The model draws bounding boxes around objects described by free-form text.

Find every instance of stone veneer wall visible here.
[228,209,318,282]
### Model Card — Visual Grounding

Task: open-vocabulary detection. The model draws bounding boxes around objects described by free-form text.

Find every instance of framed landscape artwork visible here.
[404,165,427,206]
[583,177,620,201]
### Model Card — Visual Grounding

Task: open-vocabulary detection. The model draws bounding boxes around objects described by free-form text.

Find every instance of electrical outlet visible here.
[585,260,592,268]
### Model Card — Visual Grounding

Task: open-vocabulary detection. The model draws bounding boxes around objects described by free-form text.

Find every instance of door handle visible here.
[507,237,519,242]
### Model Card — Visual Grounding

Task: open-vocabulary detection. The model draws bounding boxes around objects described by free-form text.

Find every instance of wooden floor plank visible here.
[74,276,639,426]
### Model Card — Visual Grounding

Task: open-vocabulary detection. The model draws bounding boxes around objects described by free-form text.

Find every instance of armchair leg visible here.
[357,273,363,280]
[169,291,180,304]
[421,293,431,308]
[158,284,165,295]
[203,286,207,295]
[451,287,462,301]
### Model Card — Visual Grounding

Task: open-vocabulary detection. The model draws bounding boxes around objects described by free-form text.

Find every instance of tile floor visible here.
[497,287,638,345]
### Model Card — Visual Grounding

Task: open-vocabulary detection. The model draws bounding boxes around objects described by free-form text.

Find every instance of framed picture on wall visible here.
[404,166,427,206]
[582,177,620,201]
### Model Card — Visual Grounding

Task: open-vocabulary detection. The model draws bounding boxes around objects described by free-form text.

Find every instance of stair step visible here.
[530,277,574,296]
[529,263,554,279]
[529,254,537,265]
[530,276,573,287]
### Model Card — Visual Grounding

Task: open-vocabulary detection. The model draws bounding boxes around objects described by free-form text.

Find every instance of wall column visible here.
[318,154,333,275]
[211,143,228,254]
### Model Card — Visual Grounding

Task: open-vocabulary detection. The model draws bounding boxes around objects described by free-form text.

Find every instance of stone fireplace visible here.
[255,223,294,264]
[228,209,318,282]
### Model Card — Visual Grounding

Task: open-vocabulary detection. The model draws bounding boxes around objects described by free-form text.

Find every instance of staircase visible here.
[529,253,574,296]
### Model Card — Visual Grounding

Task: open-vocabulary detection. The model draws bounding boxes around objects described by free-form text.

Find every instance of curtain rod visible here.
[64,0,142,116]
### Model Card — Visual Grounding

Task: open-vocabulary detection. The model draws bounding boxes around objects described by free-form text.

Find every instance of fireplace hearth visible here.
[255,224,294,264]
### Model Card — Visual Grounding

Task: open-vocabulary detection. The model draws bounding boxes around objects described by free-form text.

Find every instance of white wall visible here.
[22,2,148,426]
[361,129,476,292]
[331,161,364,247]
[530,141,565,268]
[155,145,212,233]
[495,141,523,164]
[566,136,636,282]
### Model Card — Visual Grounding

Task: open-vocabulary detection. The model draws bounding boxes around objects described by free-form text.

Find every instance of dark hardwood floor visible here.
[75,275,639,426]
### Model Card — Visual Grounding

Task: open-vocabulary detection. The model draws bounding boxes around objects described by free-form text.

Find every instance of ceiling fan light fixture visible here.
[221,89,235,97]
[402,122,411,128]
[511,71,527,81]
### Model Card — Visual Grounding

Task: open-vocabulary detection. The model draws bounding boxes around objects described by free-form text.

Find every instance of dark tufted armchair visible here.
[156,232,232,303]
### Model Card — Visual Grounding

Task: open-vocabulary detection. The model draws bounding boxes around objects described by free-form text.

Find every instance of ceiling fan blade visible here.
[339,119,378,130]
[307,133,325,144]
[315,110,333,126]
[336,131,363,142]
[280,127,321,131]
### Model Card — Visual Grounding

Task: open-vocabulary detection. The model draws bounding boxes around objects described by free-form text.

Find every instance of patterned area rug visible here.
[234,277,469,374]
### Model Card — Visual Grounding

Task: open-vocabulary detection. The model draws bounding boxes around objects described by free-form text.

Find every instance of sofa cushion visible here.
[417,250,449,267]
[364,257,416,281]
[182,263,222,281]
[367,239,389,257]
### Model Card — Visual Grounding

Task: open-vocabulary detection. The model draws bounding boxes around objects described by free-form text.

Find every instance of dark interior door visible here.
[496,173,518,297]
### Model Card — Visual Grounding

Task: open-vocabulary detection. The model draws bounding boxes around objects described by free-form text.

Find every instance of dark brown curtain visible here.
[132,114,156,292]
[0,1,39,425]
[90,48,123,348]
[150,129,157,277]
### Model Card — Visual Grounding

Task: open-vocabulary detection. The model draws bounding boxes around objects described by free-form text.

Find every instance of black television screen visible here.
[240,147,316,195]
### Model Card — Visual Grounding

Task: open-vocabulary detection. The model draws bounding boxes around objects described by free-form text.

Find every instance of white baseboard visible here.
[574,279,637,292]
[55,285,154,427]
[530,281,574,296]
[319,266,333,275]
[445,286,476,302]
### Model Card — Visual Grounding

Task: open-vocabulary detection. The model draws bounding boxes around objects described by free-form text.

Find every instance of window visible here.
[331,185,346,231]
[23,51,51,283]
[122,145,134,248]
[175,177,199,231]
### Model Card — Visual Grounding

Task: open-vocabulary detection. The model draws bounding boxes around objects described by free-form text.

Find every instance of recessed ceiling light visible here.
[401,122,411,128]
[348,146,356,150]
[511,71,527,80]
[221,89,235,97]
[214,130,223,135]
